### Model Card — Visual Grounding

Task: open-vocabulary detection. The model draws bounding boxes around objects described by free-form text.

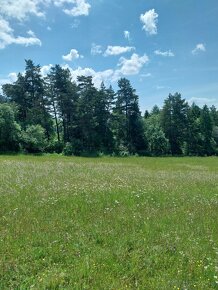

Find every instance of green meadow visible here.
[0,155,218,289]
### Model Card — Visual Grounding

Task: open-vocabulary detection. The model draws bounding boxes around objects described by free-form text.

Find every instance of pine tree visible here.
[95,83,114,153]
[77,76,99,153]
[200,105,215,155]
[161,93,188,155]
[24,60,53,140]
[2,73,28,124]
[48,65,79,144]
[115,78,146,153]
[186,103,203,155]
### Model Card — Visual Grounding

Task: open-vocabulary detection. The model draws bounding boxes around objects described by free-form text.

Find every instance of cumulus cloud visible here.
[0,18,42,49]
[8,72,18,82]
[62,53,149,87]
[192,43,206,55]
[140,9,158,35]
[41,64,53,76]
[117,53,149,75]
[104,45,135,56]
[0,0,45,21]
[27,30,36,37]
[0,78,11,88]
[124,30,130,41]
[91,43,103,55]
[62,49,80,61]
[62,64,115,88]
[54,0,91,16]
[154,50,175,57]
[0,72,17,91]
[0,0,91,21]
[0,0,91,49]
[32,51,150,90]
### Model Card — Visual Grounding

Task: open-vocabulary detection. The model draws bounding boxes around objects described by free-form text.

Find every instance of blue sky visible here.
[0,0,218,111]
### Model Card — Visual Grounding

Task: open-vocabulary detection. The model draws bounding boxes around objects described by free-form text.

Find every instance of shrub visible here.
[21,125,46,153]
[63,142,74,156]
[0,104,21,152]
[45,140,64,153]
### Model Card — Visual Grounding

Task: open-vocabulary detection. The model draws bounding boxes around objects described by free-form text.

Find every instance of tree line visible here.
[0,59,218,156]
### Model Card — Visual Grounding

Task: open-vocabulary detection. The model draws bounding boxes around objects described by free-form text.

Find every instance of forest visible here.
[0,59,218,156]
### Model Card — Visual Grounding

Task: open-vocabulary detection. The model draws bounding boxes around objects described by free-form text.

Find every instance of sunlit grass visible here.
[0,155,218,289]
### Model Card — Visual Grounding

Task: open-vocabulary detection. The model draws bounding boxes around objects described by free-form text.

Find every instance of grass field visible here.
[0,155,218,289]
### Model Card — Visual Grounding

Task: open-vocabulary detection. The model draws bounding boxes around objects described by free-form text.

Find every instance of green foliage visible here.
[21,124,46,153]
[117,144,130,156]
[115,78,147,154]
[151,104,160,115]
[144,109,150,119]
[47,65,79,143]
[200,105,216,155]
[0,104,21,152]
[161,93,188,155]
[45,140,64,153]
[0,94,7,103]
[1,59,218,156]
[185,104,204,155]
[63,142,74,156]
[145,115,169,155]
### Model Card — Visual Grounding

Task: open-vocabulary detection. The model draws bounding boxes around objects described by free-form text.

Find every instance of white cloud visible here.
[27,30,36,37]
[36,51,150,90]
[0,0,45,21]
[62,49,80,61]
[92,69,115,88]
[140,9,158,35]
[192,43,206,55]
[41,64,53,76]
[91,43,102,55]
[124,30,130,41]
[0,72,17,91]
[154,49,175,57]
[117,53,149,75]
[54,0,91,16]
[104,45,135,56]
[0,78,11,87]
[8,72,17,82]
[0,0,91,22]
[0,0,91,50]
[0,18,42,49]
[62,64,115,88]
[62,54,149,88]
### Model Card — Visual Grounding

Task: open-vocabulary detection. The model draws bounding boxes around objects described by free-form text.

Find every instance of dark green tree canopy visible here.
[1,59,218,156]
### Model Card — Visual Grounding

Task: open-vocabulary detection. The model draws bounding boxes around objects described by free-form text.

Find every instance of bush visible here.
[21,125,46,153]
[63,142,74,156]
[45,140,64,153]
[117,144,130,157]
[0,104,21,152]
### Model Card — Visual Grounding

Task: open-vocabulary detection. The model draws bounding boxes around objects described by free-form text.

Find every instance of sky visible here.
[0,0,218,112]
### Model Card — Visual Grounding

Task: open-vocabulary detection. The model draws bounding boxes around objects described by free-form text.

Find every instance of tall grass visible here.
[0,156,218,289]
